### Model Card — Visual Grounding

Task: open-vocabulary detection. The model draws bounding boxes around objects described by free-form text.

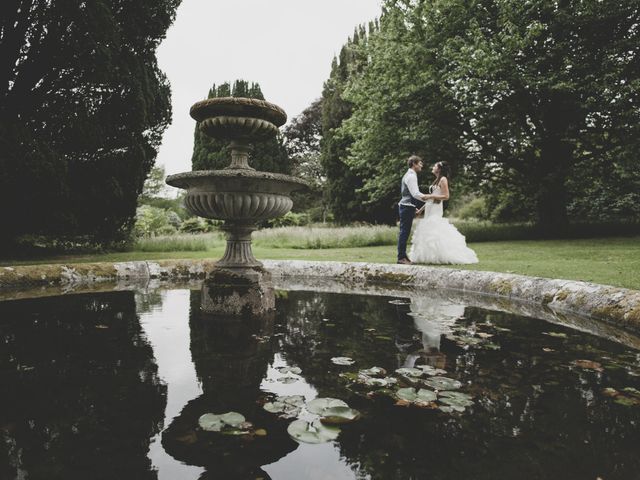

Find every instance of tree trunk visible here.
[536,141,572,231]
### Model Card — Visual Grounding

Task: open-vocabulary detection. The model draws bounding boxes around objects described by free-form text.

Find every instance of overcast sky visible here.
[156,0,382,177]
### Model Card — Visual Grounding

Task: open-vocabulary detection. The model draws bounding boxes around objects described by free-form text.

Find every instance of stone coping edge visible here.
[1,259,639,331]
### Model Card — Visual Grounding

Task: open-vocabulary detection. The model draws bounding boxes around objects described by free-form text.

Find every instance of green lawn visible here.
[2,236,639,290]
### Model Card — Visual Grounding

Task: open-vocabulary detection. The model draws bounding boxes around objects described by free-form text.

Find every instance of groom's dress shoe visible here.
[397,258,413,265]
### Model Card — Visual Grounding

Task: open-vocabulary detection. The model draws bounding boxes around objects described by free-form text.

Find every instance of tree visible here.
[0,0,181,246]
[283,98,328,220]
[340,10,464,223]
[191,80,292,174]
[320,26,380,223]
[423,0,640,227]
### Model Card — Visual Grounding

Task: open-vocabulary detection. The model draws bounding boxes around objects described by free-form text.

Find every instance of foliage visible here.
[341,11,464,224]
[133,232,223,252]
[283,98,329,219]
[191,80,292,173]
[0,0,181,247]
[133,205,178,237]
[320,25,383,224]
[334,0,640,227]
[267,212,311,228]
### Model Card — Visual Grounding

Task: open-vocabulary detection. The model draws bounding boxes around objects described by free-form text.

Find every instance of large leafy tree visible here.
[431,0,640,227]
[283,98,328,218]
[340,0,640,227]
[0,0,181,246]
[191,80,291,174]
[341,9,464,223]
[320,26,385,224]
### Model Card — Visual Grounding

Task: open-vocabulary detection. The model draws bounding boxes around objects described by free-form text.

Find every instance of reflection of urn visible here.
[161,292,296,479]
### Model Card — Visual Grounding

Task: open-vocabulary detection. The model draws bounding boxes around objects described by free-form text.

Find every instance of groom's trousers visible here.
[397,204,416,261]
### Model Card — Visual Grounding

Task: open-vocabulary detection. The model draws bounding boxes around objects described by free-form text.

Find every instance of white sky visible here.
[156,0,382,177]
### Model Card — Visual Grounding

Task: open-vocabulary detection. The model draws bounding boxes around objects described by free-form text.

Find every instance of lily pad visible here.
[306,397,349,415]
[572,359,604,372]
[395,367,424,378]
[287,419,340,444]
[357,375,397,388]
[388,299,411,305]
[263,395,305,418]
[396,387,437,404]
[424,376,462,391]
[320,406,361,425]
[198,412,246,432]
[544,331,568,338]
[438,391,474,409]
[277,376,299,384]
[331,357,355,366]
[359,366,387,377]
[416,365,447,376]
[276,366,302,375]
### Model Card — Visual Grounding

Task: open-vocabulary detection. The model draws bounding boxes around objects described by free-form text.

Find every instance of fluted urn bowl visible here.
[166,170,307,222]
[190,97,287,141]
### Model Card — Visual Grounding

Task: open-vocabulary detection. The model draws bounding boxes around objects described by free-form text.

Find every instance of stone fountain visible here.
[166,97,307,316]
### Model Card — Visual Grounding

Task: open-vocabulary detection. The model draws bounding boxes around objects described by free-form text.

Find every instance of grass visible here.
[2,236,639,290]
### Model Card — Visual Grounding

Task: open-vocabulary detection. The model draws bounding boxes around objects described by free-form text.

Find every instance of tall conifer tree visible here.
[191,81,291,174]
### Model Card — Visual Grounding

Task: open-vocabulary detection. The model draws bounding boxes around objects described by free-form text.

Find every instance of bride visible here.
[409,161,478,264]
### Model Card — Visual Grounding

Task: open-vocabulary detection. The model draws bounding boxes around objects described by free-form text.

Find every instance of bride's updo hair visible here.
[436,161,451,178]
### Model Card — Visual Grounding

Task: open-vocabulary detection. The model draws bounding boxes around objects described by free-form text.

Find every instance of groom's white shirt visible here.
[399,168,424,206]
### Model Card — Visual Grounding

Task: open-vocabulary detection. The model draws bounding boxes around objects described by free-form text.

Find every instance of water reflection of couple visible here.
[398,293,466,370]
[397,155,478,265]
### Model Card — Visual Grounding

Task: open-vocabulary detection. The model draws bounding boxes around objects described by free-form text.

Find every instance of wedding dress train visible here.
[409,186,478,264]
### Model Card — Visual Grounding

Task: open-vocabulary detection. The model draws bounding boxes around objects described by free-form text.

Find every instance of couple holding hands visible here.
[397,155,478,265]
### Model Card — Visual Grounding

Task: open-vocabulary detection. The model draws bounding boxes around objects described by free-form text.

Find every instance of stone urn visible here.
[166,97,307,315]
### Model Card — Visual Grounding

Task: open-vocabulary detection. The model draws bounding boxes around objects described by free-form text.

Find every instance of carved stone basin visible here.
[165,170,307,222]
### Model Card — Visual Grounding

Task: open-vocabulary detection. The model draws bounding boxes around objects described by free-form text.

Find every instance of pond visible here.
[1,283,640,480]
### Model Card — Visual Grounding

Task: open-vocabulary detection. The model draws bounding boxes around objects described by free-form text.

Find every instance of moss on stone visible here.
[364,271,412,285]
[493,280,514,296]
[555,290,570,302]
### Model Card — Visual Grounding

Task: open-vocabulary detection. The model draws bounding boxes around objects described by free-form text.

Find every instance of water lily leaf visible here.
[416,365,447,376]
[255,429,268,436]
[287,419,340,444]
[602,387,619,397]
[622,387,640,397]
[396,387,418,402]
[396,367,424,378]
[276,366,302,375]
[357,375,397,388]
[331,357,355,366]
[544,332,568,338]
[198,412,246,432]
[424,376,462,391]
[481,343,501,351]
[572,359,603,372]
[614,396,640,407]
[388,299,411,305]
[320,406,361,425]
[416,389,437,402]
[438,405,457,413]
[221,428,251,436]
[477,332,494,339]
[277,376,299,384]
[306,397,349,415]
[220,412,246,427]
[542,347,555,352]
[359,367,387,377]
[438,391,473,408]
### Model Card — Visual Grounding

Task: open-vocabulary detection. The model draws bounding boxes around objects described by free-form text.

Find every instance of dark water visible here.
[1,288,640,480]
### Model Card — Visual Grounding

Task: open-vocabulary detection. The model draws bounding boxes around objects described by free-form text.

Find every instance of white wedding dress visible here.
[409,185,478,264]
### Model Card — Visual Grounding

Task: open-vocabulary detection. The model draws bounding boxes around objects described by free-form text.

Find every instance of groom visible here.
[397,155,429,265]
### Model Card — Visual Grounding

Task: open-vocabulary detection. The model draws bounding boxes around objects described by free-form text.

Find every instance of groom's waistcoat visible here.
[399,169,424,208]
